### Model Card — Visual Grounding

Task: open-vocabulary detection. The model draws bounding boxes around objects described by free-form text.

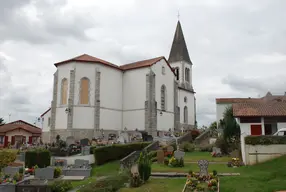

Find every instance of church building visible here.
[38,21,196,143]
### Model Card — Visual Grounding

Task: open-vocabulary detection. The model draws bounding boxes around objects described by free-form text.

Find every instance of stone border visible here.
[151,172,240,177]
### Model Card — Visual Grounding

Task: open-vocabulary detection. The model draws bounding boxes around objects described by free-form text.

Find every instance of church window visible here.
[48,117,51,127]
[61,78,68,105]
[184,106,188,123]
[80,77,90,104]
[184,97,187,103]
[175,67,179,80]
[161,85,166,111]
[185,68,190,82]
[162,66,165,75]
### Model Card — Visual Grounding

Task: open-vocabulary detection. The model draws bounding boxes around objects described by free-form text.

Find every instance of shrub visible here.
[19,167,24,174]
[215,137,229,154]
[0,149,17,169]
[54,167,62,178]
[90,146,96,154]
[25,149,51,168]
[93,142,150,165]
[164,157,169,166]
[180,142,195,152]
[245,136,286,145]
[148,151,157,159]
[80,172,129,192]
[138,150,151,182]
[49,180,72,192]
[169,156,184,167]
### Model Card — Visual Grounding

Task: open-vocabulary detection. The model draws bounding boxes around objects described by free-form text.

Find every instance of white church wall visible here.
[151,59,175,131]
[55,108,68,129]
[179,89,195,126]
[122,67,149,131]
[41,110,51,132]
[73,107,94,129]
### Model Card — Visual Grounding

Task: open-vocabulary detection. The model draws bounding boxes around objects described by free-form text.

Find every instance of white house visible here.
[38,21,197,143]
[216,92,286,163]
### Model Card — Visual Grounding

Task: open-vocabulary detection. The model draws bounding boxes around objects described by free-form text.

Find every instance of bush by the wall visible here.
[54,167,62,178]
[180,142,195,152]
[80,172,129,192]
[245,136,286,145]
[0,149,17,169]
[93,142,150,165]
[138,150,151,182]
[49,180,72,192]
[25,149,51,168]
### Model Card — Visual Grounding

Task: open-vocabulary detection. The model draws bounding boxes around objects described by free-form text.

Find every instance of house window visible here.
[162,66,165,75]
[184,106,188,123]
[61,78,68,105]
[161,85,166,111]
[48,117,51,127]
[184,97,187,103]
[240,117,261,123]
[0,136,4,144]
[80,77,90,104]
[175,67,179,80]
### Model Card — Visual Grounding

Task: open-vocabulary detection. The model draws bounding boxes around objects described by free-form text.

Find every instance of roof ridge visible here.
[120,56,164,67]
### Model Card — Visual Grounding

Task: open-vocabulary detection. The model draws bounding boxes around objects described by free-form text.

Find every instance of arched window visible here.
[184,97,187,103]
[175,67,179,80]
[184,106,188,123]
[161,85,166,111]
[80,77,90,104]
[61,78,68,105]
[185,68,190,82]
[162,66,165,75]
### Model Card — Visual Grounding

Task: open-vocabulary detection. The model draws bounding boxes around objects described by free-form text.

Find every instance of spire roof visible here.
[168,21,192,64]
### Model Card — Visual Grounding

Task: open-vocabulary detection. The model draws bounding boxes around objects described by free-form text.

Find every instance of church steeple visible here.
[168,21,192,64]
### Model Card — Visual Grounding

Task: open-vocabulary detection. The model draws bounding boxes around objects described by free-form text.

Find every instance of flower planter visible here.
[183,172,220,192]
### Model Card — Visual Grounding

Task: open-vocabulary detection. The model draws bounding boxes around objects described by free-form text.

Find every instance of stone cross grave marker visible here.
[174,150,185,160]
[198,160,209,176]
[81,146,91,155]
[35,167,55,180]
[157,150,164,164]
[66,136,75,146]
[80,138,89,146]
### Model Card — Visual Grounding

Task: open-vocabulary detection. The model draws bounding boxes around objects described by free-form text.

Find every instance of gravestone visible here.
[157,150,164,164]
[80,138,89,146]
[174,150,185,160]
[230,149,240,158]
[3,166,22,176]
[35,167,54,180]
[130,164,139,175]
[81,146,91,155]
[198,160,209,176]
[74,159,89,167]
[66,136,75,146]
[167,146,174,153]
[212,147,222,156]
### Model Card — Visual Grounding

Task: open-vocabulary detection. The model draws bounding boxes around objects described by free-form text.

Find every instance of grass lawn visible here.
[220,155,286,192]
[152,163,238,173]
[120,178,186,192]
[184,151,230,162]
[71,161,120,188]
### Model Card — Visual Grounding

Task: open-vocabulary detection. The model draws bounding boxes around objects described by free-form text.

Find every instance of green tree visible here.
[138,150,151,182]
[0,118,5,125]
[220,106,240,142]
[209,121,218,137]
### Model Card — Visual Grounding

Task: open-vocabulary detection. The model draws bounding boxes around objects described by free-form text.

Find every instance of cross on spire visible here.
[177,10,180,20]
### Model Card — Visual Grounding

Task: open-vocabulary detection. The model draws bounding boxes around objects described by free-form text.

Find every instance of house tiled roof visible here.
[0,120,42,134]
[216,98,261,104]
[54,54,174,74]
[233,100,286,117]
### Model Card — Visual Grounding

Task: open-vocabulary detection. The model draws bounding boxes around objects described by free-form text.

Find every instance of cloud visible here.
[0,0,286,127]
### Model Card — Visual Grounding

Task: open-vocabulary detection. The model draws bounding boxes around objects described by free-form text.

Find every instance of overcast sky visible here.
[0,0,285,127]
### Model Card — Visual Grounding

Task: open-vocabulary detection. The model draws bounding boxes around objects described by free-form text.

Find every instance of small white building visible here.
[216,92,286,164]
[38,21,197,143]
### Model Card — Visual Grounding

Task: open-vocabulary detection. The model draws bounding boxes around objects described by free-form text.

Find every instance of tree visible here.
[209,121,218,137]
[220,106,240,142]
[0,118,5,125]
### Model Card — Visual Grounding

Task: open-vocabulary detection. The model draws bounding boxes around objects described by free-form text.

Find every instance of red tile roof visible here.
[216,98,261,104]
[0,120,42,134]
[40,108,51,117]
[233,100,286,117]
[54,54,175,74]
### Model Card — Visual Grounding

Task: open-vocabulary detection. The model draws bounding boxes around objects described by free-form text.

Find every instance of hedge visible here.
[25,149,51,168]
[93,142,150,165]
[245,136,286,145]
